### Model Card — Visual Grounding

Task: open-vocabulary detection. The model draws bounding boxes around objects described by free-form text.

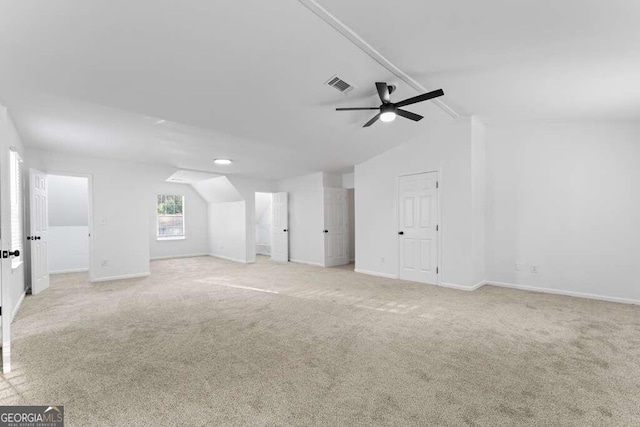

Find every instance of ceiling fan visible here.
[336,82,445,127]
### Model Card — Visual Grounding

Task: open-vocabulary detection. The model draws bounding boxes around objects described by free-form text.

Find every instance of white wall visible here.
[355,117,479,287]
[485,122,640,302]
[471,118,486,285]
[346,188,355,262]
[0,106,26,322]
[27,149,207,281]
[342,172,355,189]
[47,175,89,273]
[209,201,247,262]
[255,193,272,255]
[276,172,324,265]
[149,182,209,260]
[49,226,89,273]
[48,175,89,226]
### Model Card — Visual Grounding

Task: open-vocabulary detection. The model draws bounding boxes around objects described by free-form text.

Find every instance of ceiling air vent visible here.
[326,75,354,94]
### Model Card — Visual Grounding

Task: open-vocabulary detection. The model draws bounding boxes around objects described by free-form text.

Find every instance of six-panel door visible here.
[398,172,438,284]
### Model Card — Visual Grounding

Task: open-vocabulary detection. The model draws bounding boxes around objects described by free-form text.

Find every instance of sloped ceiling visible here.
[0,0,451,180]
[0,0,637,181]
[192,176,243,204]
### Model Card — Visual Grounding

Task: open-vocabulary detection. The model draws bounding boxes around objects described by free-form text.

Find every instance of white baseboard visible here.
[439,281,486,292]
[11,291,26,323]
[208,254,248,264]
[150,253,208,261]
[90,272,150,283]
[50,268,89,274]
[354,268,398,279]
[290,259,324,267]
[486,281,640,306]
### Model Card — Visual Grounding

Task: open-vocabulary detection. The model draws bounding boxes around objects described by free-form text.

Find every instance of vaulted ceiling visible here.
[0,0,637,179]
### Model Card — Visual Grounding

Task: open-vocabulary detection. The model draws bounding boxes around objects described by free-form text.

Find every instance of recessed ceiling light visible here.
[213,158,233,165]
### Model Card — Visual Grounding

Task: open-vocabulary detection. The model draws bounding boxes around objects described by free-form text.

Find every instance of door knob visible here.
[323,230,328,233]
[398,231,404,235]
[36,236,41,240]
[27,236,32,240]
[8,250,20,257]
[283,229,288,232]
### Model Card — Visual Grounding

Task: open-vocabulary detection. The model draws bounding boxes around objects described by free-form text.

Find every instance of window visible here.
[157,195,185,240]
[10,150,23,268]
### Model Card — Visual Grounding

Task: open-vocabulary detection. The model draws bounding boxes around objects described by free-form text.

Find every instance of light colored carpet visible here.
[1,255,639,426]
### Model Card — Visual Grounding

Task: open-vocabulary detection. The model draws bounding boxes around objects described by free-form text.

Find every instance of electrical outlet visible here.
[380,256,385,263]
[531,265,538,274]
[101,260,108,267]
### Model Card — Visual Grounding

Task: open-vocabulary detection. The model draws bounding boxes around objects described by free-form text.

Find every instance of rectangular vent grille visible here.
[326,75,354,94]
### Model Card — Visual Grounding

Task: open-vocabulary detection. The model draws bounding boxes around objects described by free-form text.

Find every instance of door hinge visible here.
[436,267,439,274]
[436,181,439,189]
[0,306,2,316]
[436,225,439,231]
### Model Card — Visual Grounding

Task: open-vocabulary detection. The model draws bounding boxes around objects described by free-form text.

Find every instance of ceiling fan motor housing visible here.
[381,103,396,114]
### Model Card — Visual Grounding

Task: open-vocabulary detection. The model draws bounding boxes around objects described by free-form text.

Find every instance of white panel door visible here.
[1,147,10,373]
[271,192,289,262]
[30,169,50,294]
[398,172,438,284]
[323,188,348,267]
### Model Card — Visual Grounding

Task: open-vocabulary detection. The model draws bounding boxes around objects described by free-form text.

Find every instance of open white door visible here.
[271,192,288,262]
[398,172,438,284]
[1,255,8,373]
[323,188,348,267]
[1,165,8,372]
[29,169,50,294]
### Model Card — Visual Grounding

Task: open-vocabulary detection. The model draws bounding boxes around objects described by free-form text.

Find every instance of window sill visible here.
[157,236,186,241]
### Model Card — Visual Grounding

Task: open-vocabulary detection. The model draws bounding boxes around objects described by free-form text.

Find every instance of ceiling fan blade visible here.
[363,113,381,127]
[395,89,444,108]
[336,107,379,111]
[396,109,424,122]
[375,82,390,104]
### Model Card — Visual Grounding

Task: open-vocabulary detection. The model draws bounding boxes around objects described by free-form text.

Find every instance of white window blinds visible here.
[10,150,23,268]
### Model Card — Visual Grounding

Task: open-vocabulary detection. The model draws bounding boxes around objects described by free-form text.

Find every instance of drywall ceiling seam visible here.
[298,0,460,119]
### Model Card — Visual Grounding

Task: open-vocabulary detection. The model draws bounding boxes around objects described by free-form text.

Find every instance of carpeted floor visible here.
[1,255,639,426]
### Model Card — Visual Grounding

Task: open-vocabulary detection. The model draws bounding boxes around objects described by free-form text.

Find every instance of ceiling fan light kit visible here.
[336,82,445,127]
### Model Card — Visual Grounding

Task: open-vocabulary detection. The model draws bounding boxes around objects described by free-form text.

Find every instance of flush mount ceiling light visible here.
[213,158,233,165]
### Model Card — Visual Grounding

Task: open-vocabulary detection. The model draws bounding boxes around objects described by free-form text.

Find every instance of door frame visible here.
[30,171,95,282]
[396,169,441,285]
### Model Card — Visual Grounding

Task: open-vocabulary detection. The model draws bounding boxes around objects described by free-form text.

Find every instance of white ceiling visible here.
[1,0,638,179]
[166,170,221,184]
[318,0,640,122]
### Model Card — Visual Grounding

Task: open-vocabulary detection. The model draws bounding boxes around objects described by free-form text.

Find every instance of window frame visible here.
[156,194,186,241]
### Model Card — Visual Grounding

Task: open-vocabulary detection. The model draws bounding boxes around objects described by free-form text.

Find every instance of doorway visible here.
[254,192,272,258]
[254,192,289,263]
[45,174,91,279]
[397,172,439,284]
